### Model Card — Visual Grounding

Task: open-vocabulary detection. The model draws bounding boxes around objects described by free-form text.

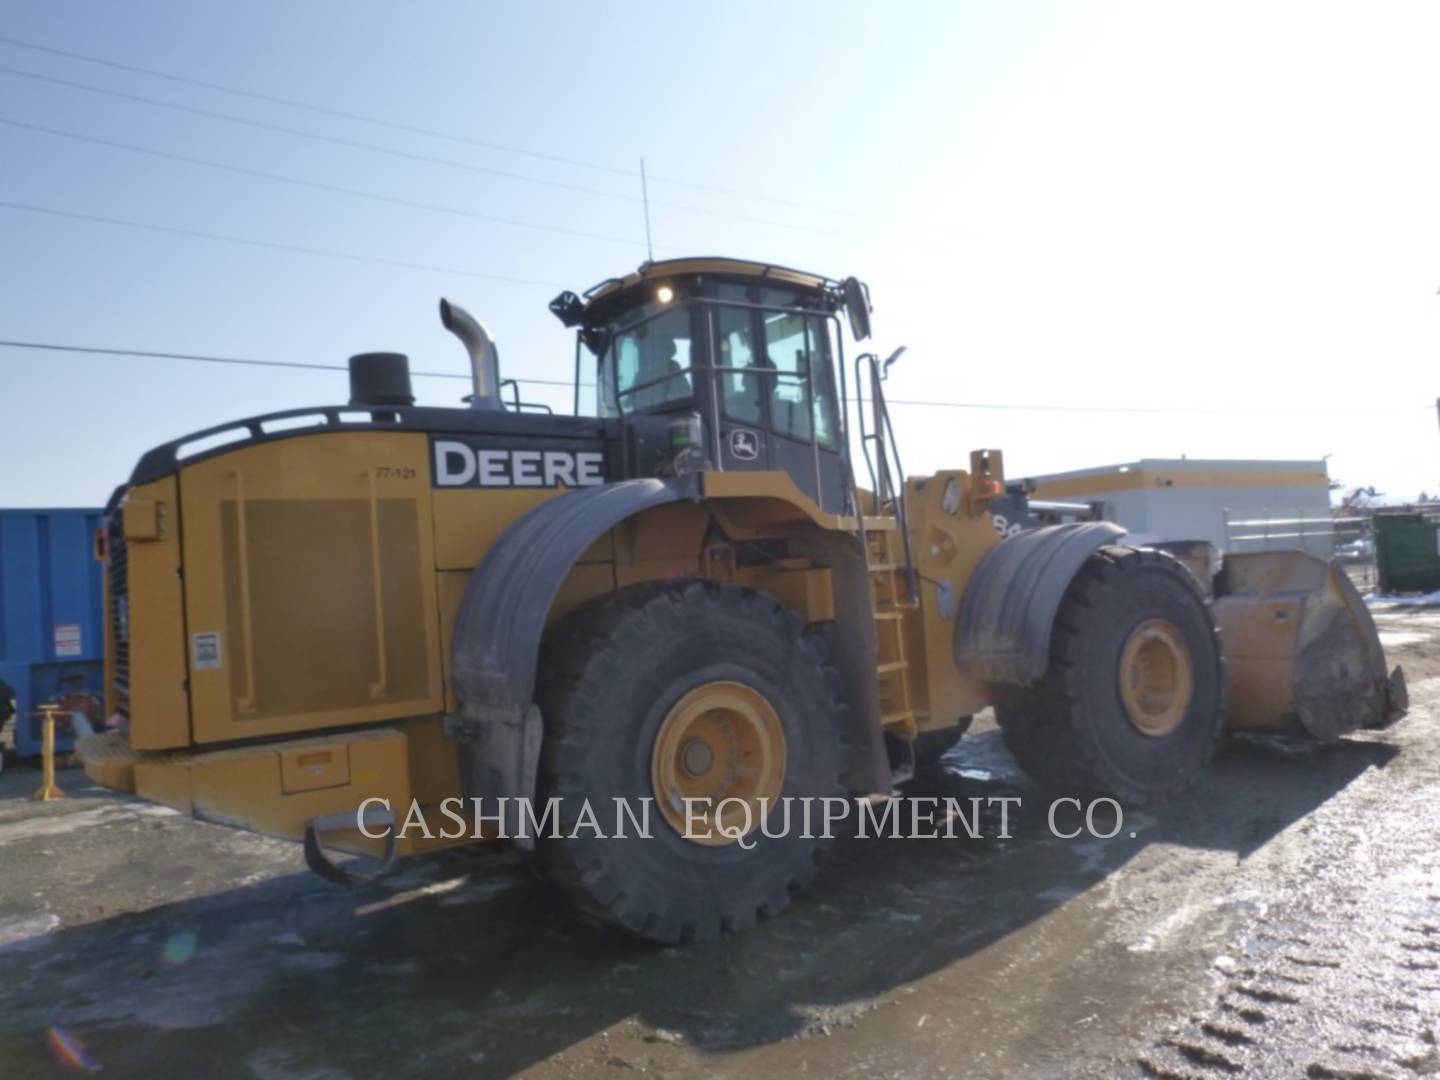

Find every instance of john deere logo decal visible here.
[730,429,760,461]
[429,436,605,488]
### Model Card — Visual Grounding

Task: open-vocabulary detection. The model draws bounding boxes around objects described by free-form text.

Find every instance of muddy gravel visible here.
[1,607,1437,1078]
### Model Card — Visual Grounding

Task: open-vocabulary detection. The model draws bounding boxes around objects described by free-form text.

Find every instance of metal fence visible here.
[1222,510,1342,557]
[1222,510,1377,591]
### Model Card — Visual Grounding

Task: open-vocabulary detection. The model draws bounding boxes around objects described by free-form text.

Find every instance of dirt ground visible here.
[2,607,1437,1079]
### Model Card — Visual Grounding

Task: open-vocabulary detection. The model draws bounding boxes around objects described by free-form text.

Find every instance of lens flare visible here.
[161,930,198,966]
[46,1026,101,1072]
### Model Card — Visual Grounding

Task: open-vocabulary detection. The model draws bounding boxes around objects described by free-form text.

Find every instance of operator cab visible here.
[550,258,867,513]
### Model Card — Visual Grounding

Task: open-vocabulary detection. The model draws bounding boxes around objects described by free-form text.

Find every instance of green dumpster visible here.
[1373,512,1440,594]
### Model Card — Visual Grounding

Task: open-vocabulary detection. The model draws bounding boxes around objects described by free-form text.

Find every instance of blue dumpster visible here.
[0,508,106,757]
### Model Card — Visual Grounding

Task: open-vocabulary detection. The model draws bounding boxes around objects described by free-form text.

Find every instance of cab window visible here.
[715,302,762,425]
[599,306,694,415]
[762,309,839,450]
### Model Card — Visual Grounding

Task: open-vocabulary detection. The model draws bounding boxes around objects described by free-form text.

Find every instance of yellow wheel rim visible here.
[651,681,786,846]
[1119,619,1194,737]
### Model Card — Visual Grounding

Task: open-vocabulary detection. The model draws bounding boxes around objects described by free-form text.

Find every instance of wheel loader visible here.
[79,256,1407,943]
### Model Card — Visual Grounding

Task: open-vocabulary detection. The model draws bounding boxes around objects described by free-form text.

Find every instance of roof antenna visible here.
[640,157,654,263]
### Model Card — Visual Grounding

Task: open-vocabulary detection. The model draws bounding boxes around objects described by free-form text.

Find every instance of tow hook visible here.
[303,805,398,886]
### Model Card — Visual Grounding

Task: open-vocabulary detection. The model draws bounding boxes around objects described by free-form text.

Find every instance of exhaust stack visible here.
[440,298,503,410]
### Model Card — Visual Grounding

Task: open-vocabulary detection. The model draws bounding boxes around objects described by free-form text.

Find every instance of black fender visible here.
[954,522,1126,686]
[447,477,688,845]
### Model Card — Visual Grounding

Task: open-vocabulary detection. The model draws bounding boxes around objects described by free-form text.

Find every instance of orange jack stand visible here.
[31,705,65,801]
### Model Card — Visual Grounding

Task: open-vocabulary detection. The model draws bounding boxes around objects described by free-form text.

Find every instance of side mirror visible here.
[840,277,872,341]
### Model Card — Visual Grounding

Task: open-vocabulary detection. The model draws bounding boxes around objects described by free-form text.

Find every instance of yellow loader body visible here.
[78,255,1404,940]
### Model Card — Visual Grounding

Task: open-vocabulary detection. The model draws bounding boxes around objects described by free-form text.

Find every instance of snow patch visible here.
[1368,590,1440,609]
[0,913,60,949]
[1379,630,1430,647]
[0,804,176,846]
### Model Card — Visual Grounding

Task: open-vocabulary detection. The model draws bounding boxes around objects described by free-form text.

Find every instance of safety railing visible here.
[854,352,918,603]
[499,379,554,414]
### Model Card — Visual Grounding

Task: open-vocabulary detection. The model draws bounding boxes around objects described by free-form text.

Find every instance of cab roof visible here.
[561,257,836,326]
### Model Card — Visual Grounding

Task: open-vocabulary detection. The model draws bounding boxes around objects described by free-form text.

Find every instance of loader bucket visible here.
[1214,550,1406,740]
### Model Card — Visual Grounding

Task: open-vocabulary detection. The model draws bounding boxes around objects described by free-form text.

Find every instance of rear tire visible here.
[996,547,1222,806]
[535,580,846,944]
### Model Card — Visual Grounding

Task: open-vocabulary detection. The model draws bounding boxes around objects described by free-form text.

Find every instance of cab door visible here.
[710,289,846,513]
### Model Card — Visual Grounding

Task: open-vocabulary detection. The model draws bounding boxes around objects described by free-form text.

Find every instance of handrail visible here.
[805,320,822,509]
[879,389,919,604]
[854,354,881,500]
[616,364,801,404]
[853,353,918,603]
[499,378,554,414]
[363,470,389,700]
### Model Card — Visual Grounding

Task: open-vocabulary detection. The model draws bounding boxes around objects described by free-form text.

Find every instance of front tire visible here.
[535,581,846,944]
[996,547,1222,806]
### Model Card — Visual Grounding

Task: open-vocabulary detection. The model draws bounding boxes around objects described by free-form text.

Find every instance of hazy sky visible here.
[3,1,1437,507]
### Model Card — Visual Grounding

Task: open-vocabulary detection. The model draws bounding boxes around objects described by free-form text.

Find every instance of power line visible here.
[0,32,934,230]
[0,64,947,250]
[0,341,576,388]
[0,34,635,180]
[0,66,640,205]
[0,116,648,250]
[2,341,1422,416]
[0,200,565,287]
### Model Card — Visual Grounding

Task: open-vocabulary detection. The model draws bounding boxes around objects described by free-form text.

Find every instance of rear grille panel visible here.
[108,516,130,720]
